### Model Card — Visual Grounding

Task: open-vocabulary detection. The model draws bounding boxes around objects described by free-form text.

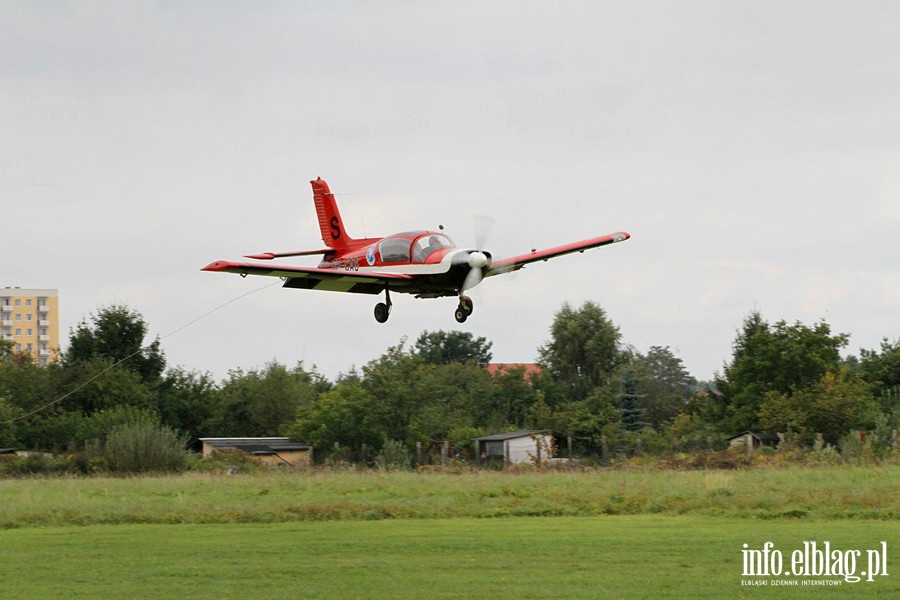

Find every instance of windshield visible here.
[412,234,455,262]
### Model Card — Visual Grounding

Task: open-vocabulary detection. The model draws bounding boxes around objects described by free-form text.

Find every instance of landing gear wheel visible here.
[460,296,474,316]
[374,302,390,323]
[454,307,468,323]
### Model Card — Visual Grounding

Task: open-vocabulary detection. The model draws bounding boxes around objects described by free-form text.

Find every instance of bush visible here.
[374,439,412,471]
[97,420,189,473]
[0,452,70,476]
[75,406,159,447]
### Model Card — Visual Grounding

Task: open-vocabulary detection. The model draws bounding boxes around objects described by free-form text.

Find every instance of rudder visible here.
[311,177,353,248]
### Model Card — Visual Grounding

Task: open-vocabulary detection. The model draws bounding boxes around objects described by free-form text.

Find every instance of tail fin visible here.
[311,177,354,249]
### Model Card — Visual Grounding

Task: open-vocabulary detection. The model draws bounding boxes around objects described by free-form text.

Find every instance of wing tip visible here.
[201,261,232,272]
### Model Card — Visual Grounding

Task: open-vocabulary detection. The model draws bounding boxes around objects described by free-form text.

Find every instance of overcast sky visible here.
[2,1,898,383]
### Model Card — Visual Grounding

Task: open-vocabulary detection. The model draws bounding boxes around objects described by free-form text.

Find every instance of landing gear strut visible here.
[374,287,392,323]
[454,295,474,323]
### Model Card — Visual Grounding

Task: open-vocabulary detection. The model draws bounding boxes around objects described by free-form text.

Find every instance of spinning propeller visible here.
[461,215,494,293]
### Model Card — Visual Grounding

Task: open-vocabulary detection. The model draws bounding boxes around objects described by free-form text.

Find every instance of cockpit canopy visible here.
[377,232,455,263]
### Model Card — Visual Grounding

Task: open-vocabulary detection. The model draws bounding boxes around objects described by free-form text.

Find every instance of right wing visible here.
[485,232,630,277]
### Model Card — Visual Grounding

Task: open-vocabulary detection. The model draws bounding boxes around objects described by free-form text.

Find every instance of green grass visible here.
[1,465,897,528]
[1,467,896,598]
[2,516,897,599]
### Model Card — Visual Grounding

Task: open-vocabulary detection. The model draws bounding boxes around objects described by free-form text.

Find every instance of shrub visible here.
[374,439,412,471]
[75,406,159,447]
[98,420,189,473]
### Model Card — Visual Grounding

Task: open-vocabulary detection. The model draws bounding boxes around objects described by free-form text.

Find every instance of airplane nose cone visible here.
[468,251,488,269]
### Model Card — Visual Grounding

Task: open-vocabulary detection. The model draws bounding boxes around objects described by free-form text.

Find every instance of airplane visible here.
[202,177,630,323]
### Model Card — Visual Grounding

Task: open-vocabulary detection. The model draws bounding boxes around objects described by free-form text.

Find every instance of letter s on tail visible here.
[311,177,354,249]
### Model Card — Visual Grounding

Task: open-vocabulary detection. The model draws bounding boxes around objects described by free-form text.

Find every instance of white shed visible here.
[474,430,553,464]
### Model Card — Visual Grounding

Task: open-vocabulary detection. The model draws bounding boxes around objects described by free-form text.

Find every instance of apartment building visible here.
[0,287,59,366]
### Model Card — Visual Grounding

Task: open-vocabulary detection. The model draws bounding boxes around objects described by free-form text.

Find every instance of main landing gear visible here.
[454,295,474,323]
[374,287,392,323]
[373,290,476,324]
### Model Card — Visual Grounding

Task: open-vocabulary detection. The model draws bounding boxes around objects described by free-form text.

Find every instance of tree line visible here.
[1,301,897,461]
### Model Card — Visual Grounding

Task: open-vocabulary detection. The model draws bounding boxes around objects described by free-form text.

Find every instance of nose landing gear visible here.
[454,295,474,323]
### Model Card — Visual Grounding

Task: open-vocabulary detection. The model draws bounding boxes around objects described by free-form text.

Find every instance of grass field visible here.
[1,465,897,527]
[2,517,897,599]
[1,467,897,598]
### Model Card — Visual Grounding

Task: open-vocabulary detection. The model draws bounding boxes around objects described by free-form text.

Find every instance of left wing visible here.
[201,260,414,295]
[485,232,630,277]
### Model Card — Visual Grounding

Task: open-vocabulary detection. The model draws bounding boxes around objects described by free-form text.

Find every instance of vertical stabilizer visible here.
[311,177,354,249]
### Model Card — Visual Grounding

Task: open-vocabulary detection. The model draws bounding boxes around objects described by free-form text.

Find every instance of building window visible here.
[26,299,32,307]
[15,344,21,351]
[26,314,32,321]
[39,358,48,367]
[27,328,32,336]
[15,329,21,336]
[14,299,21,306]
[15,314,21,321]
[26,343,32,351]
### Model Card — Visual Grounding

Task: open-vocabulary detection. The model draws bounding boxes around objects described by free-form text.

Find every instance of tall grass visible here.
[0,465,896,528]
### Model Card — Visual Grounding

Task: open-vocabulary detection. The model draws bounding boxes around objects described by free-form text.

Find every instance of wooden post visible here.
[440,441,449,465]
[601,435,608,463]
[416,441,422,466]
[504,440,511,466]
[567,436,573,459]
[361,443,368,464]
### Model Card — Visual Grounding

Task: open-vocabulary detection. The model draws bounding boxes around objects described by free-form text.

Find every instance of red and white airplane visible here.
[202,177,630,323]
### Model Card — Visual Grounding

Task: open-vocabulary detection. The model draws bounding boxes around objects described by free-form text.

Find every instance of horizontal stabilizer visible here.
[243,249,332,260]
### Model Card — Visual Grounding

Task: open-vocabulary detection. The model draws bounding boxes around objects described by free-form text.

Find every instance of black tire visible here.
[454,307,468,323]
[374,302,390,323]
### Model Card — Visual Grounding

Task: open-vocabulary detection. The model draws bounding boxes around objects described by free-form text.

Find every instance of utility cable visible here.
[0,280,280,424]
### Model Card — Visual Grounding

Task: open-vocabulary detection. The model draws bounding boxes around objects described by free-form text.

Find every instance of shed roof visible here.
[726,431,779,443]
[474,430,549,442]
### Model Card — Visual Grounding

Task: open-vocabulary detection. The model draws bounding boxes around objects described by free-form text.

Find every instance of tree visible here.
[631,346,697,429]
[216,361,327,437]
[408,362,495,441]
[361,341,426,444]
[858,338,900,412]
[0,338,14,361]
[65,304,165,384]
[617,368,647,432]
[758,370,879,444]
[489,366,540,428]
[537,301,624,403]
[54,358,156,416]
[413,330,493,366]
[156,368,219,441]
[717,311,849,433]
[0,395,17,447]
[290,380,381,453]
